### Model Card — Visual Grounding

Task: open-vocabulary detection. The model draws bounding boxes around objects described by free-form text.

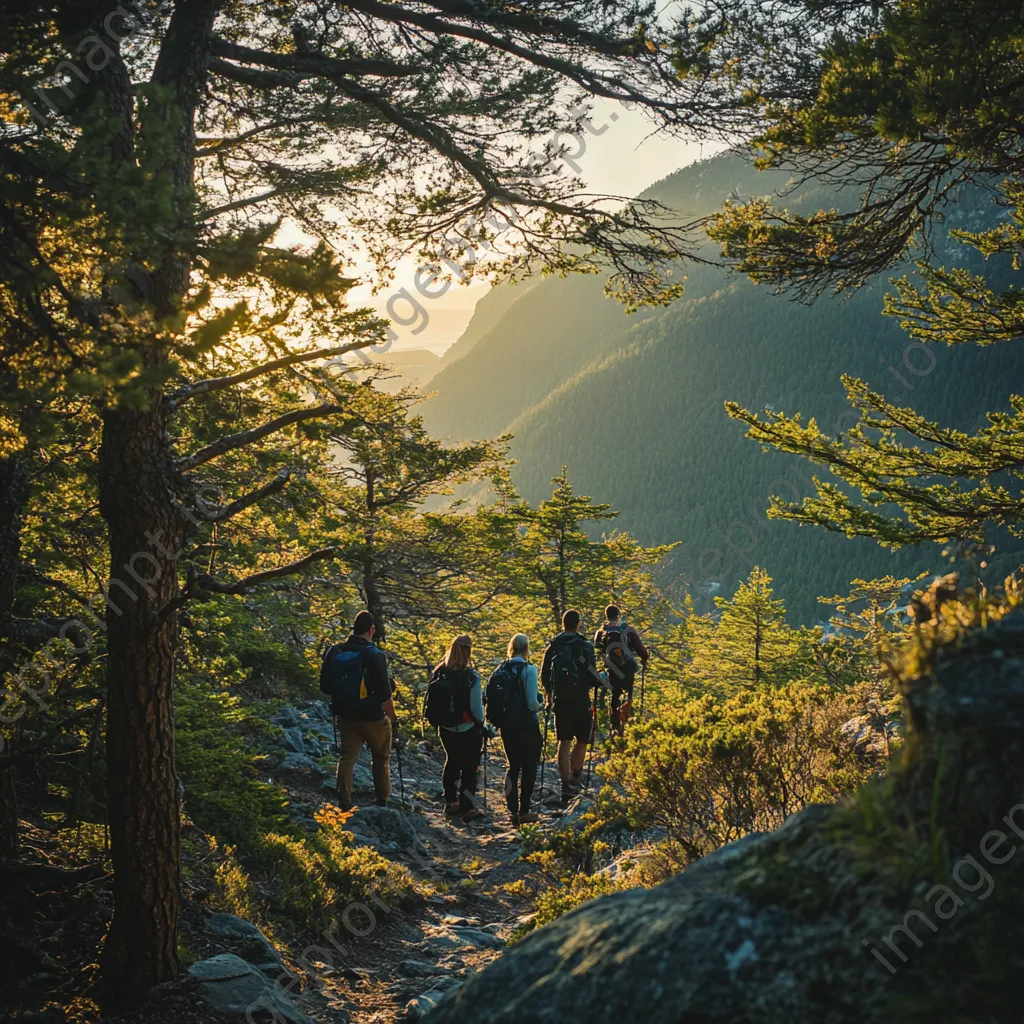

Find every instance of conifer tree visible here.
[693,1,1024,564]
[0,3,726,997]
[689,567,806,691]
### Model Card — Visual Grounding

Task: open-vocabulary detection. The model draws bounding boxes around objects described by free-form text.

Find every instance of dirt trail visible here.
[283,714,577,1023]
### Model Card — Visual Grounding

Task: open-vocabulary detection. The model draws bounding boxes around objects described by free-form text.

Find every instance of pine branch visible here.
[168,339,375,407]
[209,37,421,80]
[205,469,292,522]
[196,548,336,595]
[178,405,346,471]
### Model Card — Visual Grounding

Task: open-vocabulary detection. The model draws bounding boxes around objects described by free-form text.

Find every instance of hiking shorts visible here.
[554,699,593,743]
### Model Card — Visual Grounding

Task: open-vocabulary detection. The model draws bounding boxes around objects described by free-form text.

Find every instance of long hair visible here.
[507,633,530,660]
[436,634,473,673]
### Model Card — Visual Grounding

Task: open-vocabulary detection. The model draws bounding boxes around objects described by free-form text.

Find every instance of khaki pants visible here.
[336,716,392,807]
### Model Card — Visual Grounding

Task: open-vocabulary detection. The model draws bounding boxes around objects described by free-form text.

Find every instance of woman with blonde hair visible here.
[431,635,490,821]
[485,633,543,826]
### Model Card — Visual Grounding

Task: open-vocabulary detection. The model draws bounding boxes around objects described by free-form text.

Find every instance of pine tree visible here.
[690,567,807,691]
[1,4,720,997]
[697,1,1024,568]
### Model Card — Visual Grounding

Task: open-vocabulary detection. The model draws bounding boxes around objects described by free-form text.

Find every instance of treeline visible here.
[422,153,1024,620]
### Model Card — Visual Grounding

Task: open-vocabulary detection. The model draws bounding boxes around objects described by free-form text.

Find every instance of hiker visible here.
[485,633,543,827]
[319,610,398,810]
[426,635,493,822]
[541,609,597,804]
[594,604,649,736]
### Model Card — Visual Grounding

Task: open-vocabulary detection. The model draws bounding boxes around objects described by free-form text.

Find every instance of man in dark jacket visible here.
[320,610,398,808]
[594,604,649,736]
[541,609,597,802]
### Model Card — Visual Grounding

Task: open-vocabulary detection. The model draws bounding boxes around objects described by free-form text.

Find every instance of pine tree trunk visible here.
[97,400,184,1001]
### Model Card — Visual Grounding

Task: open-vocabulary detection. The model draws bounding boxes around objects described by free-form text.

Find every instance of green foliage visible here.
[604,680,876,865]
[175,681,292,851]
[422,154,1024,622]
[704,0,1024,578]
[259,806,413,935]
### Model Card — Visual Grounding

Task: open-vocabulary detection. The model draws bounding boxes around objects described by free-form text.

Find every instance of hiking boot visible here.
[462,807,485,822]
[568,774,583,795]
[508,811,520,827]
[517,811,540,824]
[444,802,461,819]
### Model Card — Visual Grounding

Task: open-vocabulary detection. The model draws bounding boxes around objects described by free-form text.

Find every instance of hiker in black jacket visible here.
[594,604,649,736]
[540,610,597,804]
[319,611,398,809]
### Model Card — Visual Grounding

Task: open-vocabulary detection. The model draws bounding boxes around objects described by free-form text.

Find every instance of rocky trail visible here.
[176,699,583,1024]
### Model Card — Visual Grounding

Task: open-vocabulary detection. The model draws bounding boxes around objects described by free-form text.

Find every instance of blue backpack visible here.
[320,643,380,718]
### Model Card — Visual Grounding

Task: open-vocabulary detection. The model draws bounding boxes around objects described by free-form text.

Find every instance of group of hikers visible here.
[320,605,648,826]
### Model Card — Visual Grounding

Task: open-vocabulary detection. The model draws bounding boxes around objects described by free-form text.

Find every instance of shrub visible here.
[260,806,414,934]
[603,682,876,866]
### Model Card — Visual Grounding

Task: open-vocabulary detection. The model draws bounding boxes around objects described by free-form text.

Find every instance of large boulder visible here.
[348,805,419,850]
[187,953,311,1023]
[430,608,1024,1023]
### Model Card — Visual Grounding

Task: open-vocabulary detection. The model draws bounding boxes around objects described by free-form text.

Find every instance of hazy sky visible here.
[350,99,725,355]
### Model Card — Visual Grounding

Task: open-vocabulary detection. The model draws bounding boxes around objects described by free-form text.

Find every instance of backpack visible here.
[425,666,476,729]
[598,622,638,685]
[548,635,589,702]
[321,643,381,718]
[485,661,532,730]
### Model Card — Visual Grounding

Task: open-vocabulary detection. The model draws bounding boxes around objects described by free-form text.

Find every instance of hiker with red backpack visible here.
[541,610,598,805]
[319,610,399,810]
[594,604,649,736]
[424,634,494,822]
[485,633,543,827]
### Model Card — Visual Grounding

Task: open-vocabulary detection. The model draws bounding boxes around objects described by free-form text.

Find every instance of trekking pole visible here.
[539,706,550,794]
[482,729,488,811]
[640,663,646,720]
[331,713,339,754]
[395,737,406,808]
[585,685,597,791]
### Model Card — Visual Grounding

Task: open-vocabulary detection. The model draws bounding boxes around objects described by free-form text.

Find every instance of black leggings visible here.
[501,724,543,814]
[439,727,482,812]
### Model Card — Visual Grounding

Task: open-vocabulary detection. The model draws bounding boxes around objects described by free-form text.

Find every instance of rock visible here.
[440,914,474,926]
[278,752,327,776]
[839,714,899,758]
[396,959,439,978]
[428,610,1024,1023]
[418,931,468,955]
[273,706,302,728]
[348,805,418,850]
[405,979,462,1020]
[449,926,504,949]
[187,954,312,1024]
[204,912,280,972]
[283,727,306,753]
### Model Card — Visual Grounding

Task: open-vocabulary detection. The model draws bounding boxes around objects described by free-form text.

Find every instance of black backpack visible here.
[598,624,637,683]
[425,666,476,729]
[548,636,589,702]
[485,661,532,730]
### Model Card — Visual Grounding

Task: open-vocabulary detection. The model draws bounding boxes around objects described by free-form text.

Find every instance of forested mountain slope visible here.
[423,154,1024,619]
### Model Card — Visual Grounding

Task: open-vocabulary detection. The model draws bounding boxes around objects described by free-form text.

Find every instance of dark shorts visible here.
[554,699,593,743]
